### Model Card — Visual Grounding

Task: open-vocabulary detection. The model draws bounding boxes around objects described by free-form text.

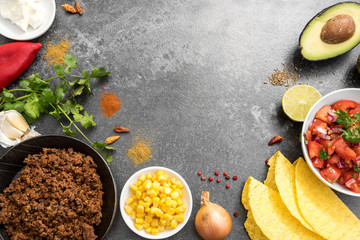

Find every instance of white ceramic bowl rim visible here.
[0,0,56,41]
[301,88,360,197]
[119,166,193,239]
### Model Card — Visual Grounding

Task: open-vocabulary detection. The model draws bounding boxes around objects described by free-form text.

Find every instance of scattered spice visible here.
[226,184,230,189]
[198,171,202,176]
[105,135,119,144]
[268,135,284,145]
[234,212,239,217]
[75,1,83,15]
[225,175,230,180]
[201,177,206,181]
[42,37,71,66]
[114,126,129,133]
[269,68,299,86]
[216,179,220,183]
[62,4,77,13]
[215,171,219,176]
[127,134,152,166]
[232,176,238,181]
[209,177,213,182]
[100,93,121,117]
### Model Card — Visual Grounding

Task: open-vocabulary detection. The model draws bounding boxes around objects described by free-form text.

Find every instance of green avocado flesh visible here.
[300,2,360,61]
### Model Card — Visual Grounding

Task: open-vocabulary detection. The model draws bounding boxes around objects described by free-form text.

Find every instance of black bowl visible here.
[0,135,117,240]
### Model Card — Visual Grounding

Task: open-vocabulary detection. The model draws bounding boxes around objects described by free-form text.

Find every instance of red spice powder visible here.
[100,92,121,117]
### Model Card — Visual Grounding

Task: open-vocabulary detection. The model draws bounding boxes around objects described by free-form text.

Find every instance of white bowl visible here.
[120,166,193,239]
[0,0,56,41]
[301,88,360,197]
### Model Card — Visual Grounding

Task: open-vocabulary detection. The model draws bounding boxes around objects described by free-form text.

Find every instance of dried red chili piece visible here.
[268,135,284,145]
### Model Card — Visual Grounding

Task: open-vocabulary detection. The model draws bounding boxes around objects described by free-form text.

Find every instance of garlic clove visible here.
[0,118,25,140]
[5,110,29,133]
[0,128,20,148]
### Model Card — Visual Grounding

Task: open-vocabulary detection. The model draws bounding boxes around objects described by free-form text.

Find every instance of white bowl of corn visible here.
[120,166,193,239]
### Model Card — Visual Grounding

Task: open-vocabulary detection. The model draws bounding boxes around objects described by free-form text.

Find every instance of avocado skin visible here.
[299,1,360,61]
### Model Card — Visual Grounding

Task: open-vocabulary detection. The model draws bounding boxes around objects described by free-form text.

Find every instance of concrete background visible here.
[1,0,360,239]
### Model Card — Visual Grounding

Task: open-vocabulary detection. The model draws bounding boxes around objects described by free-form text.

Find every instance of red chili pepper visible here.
[0,42,42,92]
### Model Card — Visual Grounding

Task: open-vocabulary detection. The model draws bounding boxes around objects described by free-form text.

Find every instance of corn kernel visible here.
[135,180,142,187]
[163,213,173,221]
[145,215,153,223]
[158,174,167,182]
[130,184,138,192]
[175,189,183,198]
[170,177,176,184]
[145,207,150,213]
[151,219,159,227]
[156,170,164,176]
[159,219,167,226]
[134,223,143,230]
[177,199,184,206]
[124,205,133,215]
[170,219,177,229]
[175,205,186,213]
[152,197,160,207]
[158,225,165,232]
[159,186,164,193]
[131,211,136,221]
[145,227,151,234]
[139,200,151,208]
[143,180,152,190]
[147,189,157,198]
[175,181,183,189]
[146,174,153,180]
[139,174,146,182]
[135,190,142,199]
[171,191,180,199]
[131,201,138,209]
[126,197,134,205]
[151,228,159,235]
[137,212,146,218]
[144,222,151,229]
[161,205,168,213]
[156,209,164,218]
[137,205,144,214]
[171,185,177,190]
[136,218,144,224]
[150,207,159,215]
[144,196,152,203]
[174,214,184,223]
[163,182,170,188]
[166,208,176,215]
[164,187,172,195]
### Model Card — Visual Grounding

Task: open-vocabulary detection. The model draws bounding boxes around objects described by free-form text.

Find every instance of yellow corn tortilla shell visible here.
[246,176,324,240]
[244,210,269,240]
[273,152,313,231]
[264,151,279,191]
[295,157,360,239]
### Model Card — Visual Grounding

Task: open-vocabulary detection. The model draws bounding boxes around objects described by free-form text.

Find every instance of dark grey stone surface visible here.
[1,0,360,239]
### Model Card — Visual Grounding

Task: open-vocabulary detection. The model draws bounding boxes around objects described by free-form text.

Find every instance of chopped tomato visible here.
[343,170,358,183]
[327,153,341,165]
[315,105,333,124]
[320,166,341,183]
[353,146,360,157]
[305,130,312,143]
[309,119,328,134]
[350,106,360,115]
[307,141,324,159]
[333,138,356,160]
[333,100,357,111]
[312,157,326,169]
[319,139,335,155]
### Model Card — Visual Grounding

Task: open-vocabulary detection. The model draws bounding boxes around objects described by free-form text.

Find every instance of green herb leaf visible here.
[3,102,25,113]
[54,64,65,76]
[83,70,89,78]
[319,148,331,160]
[61,123,76,137]
[19,79,31,89]
[89,67,110,78]
[64,54,77,69]
[28,74,51,91]
[336,109,352,128]
[341,128,360,143]
[61,100,83,115]
[72,85,85,97]
[54,81,68,103]
[354,165,360,173]
[78,111,96,129]
[0,89,15,101]
[354,113,360,123]
[24,94,40,119]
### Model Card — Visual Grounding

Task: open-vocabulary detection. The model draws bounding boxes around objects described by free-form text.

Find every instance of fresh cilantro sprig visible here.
[335,109,360,144]
[0,55,114,163]
[319,148,331,160]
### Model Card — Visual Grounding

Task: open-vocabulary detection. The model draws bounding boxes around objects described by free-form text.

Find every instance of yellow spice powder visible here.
[42,38,71,65]
[128,136,152,166]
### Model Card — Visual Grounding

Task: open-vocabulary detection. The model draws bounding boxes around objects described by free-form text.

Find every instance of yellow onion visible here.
[195,191,232,240]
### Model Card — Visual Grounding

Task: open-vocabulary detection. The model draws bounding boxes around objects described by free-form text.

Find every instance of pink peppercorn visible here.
[198,171,202,176]
[209,177,213,182]
[226,184,230,189]
[233,176,238,180]
[224,172,228,176]
[215,171,219,176]
[216,179,220,183]
[234,212,239,217]
[201,176,206,181]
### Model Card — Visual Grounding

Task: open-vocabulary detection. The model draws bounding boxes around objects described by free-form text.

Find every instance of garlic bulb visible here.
[0,110,40,148]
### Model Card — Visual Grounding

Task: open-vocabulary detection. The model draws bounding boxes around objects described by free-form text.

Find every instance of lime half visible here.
[282,85,322,122]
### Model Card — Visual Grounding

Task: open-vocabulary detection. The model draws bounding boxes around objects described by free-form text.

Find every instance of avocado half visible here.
[300,2,360,61]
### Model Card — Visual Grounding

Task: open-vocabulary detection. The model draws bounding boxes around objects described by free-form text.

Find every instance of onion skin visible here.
[195,191,232,240]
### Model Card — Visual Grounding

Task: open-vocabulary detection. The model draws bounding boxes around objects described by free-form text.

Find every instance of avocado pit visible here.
[320,14,355,44]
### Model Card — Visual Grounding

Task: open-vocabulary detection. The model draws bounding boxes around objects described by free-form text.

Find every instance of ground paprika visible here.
[0,42,42,92]
[100,92,121,117]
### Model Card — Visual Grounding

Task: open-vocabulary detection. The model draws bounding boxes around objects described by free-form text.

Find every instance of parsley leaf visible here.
[54,64,65,76]
[319,148,330,160]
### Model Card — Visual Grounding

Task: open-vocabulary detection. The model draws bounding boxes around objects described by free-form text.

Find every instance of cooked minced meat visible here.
[0,148,103,240]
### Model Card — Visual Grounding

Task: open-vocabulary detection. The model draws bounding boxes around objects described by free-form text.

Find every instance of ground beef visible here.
[0,148,103,240]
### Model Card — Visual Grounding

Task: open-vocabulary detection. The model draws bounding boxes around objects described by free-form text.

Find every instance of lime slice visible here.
[282,85,322,122]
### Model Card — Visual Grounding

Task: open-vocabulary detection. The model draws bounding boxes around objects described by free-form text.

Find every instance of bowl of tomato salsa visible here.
[301,88,360,196]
